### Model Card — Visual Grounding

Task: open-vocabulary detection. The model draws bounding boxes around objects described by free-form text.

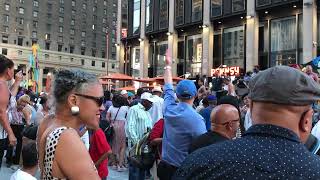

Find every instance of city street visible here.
[0,158,128,180]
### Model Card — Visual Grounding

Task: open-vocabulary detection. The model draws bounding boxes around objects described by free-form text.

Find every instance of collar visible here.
[137,103,146,111]
[244,124,301,143]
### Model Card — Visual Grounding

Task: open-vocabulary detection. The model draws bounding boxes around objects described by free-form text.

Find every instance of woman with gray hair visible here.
[38,69,103,180]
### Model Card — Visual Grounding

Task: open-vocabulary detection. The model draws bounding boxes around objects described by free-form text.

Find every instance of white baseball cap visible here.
[141,92,155,103]
[120,90,128,95]
[152,86,163,93]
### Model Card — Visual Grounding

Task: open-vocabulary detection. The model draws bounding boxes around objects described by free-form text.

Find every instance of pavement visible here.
[0,158,128,180]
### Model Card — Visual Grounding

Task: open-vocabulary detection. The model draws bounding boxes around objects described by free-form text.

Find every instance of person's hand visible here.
[8,133,17,146]
[15,71,23,82]
[165,49,172,66]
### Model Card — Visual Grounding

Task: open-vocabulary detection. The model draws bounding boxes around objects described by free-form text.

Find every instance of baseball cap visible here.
[141,92,155,103]
[176,80,197,99]
[207,95,217,102]
[120,90,128,95]
[128,92,134,97]
[249,66,320,106]
[152,86,163,93]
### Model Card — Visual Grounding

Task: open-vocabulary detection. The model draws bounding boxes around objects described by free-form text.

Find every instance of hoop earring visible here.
[71,106,80,116]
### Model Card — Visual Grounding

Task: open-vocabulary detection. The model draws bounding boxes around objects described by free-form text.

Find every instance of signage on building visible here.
[121,28,127,38]
[211,66,240,76]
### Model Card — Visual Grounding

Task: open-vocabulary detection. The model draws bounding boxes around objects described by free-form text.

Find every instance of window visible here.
[59,26,63,33]
[112,29,116,35]
[93,7,97,12]
[47,13,52,19]
[70,46,74,53]
[4,15,9,23]
[186,35,202,76]
[3,26,9,32]
[102,62,105,68]
[101,51,106,58]
[92,42,96,48]
[93,15,97,21]
[58,44,63,52]
[81,48,85,55]
[19,7,24,14]
[232,0,245,12]
[83,4,87,10]
[59,17,64,23]
[58,36,63,42]
[33,11,38,17]
[211,0,222,17]
[70,29,75,35]
[192,0,202,22]
[60,7,64,13]
[33,21,38,28]
[32,31,37,38]
[223,26,245,68]
[81,41,85,46]
[104,9,107,15]
[18,18,24,25]
[18,50,23,55]
[145,0,153,31]
[92,24,95,30]
[2,36,8,43]
[92,49,96,57]
[81,31,86,37]
[71,19,75,26]
[47,3,52,11]
[104,1,107,6]
[33,1,38,7]
[72,10,76,15]
[113,21,116,26]
[112,63,115,69]
[60,0,64,4]
[17,37,23,46]
[2,48,8,55]
[103,18,107,24]
[46,24,51,31]
[72,0,76,7]
[113,3,117,7]
[5,4,10,11]
[45,33,50,40]
[102,27,107,33]
[70,38,74,44]
[175,0,184,25]
[113,13,116,17]
[45,42,50,50]
[70,58,74,62]
[44,54,49,59]
[92,61,95,66]
[81,59,85,65]
[159,0,168,29]
[133,0,141,35]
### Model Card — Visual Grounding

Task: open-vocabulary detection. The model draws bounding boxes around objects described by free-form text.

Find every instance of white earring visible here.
[71,106,80,115]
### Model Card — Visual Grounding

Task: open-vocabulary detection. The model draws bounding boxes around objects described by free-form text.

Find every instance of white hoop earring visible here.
[71,106,80,116]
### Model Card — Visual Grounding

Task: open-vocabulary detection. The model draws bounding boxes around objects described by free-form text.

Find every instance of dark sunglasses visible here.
[74,93,104,107]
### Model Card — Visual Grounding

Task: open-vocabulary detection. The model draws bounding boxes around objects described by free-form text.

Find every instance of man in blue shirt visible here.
[157,50,207,180]
[199,95,217,131]
[174,66,320,179]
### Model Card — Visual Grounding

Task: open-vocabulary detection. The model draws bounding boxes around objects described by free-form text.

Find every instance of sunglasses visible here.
[75,93,104,107]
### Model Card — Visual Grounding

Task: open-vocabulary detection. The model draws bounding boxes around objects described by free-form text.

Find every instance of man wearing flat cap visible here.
[174,66,320,179]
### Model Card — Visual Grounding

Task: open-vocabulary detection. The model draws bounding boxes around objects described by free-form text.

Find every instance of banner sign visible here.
[211,66,240,76]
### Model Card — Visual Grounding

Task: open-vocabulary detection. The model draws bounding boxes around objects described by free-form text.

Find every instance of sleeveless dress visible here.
[43,127,68,180]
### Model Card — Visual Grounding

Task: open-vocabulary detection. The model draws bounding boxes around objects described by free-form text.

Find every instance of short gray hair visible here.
[52,69,99,104]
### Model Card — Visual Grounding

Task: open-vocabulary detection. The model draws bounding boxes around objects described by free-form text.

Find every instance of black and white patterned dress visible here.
[43,127,68,180]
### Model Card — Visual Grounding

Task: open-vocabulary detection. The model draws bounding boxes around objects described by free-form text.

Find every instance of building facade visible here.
[0,0,119,91]
[116,0,319,78]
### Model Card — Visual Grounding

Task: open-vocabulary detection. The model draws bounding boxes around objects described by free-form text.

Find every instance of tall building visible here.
[0,0,119,91]
[116,0,319,78]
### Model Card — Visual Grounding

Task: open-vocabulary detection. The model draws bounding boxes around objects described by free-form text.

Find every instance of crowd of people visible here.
[2,51,320,180]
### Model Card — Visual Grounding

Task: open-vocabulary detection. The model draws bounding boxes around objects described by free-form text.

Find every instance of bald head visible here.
[211,104,239,124]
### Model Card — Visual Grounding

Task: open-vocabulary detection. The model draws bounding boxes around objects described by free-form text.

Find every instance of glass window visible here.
[186,35,202,77]
[58,36,63,42]
[104,0,107,6]
[46,24,51,31]
[223,26,245,68]
[103,18,107,24]
[159,0,168,29]
[59,17,64,23]
[3,26,9,32]
[33,21,38,28]
[32,31,37,38]
[60,0,64,4]
[192,0,202,22]
[59,26,63,33]
[71,19,75,26]
[176,0,184,25]
[102,62,106,67]
[232,0,245,12]
[102,27,107,33]
[72,10,76,15]
[146,0,153,32]
[156,43,168,76]
[298,14,303,64]
[33,1,38,7]
[19,8,24,14]
[93,7,97,12]
[270,16,297,66]
[19,18,24,25]
[104,9,107,15]
[70,29,75,35]
[33,11,38,17]
[132,47,140,77]
[60,7,64,13]
[256,0,271,7]
[92,61,95,66]
[81,41,85,46]
[47,3,52,11]
[5,4,10,11]
[211,0,222,17]
[83,4,87,10]
[82,31,86,37]
[4,15,9,23]
[133,0,141,35]
[2,36,8,43]
[72,0,76,7]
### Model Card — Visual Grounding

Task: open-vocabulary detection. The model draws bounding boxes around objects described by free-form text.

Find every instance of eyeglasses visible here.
[74,93,104,107]
[212,119,240,126]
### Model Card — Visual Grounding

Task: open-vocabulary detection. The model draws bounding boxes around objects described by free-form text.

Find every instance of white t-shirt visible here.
[107,106,129,121]
[10,169,37,180]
